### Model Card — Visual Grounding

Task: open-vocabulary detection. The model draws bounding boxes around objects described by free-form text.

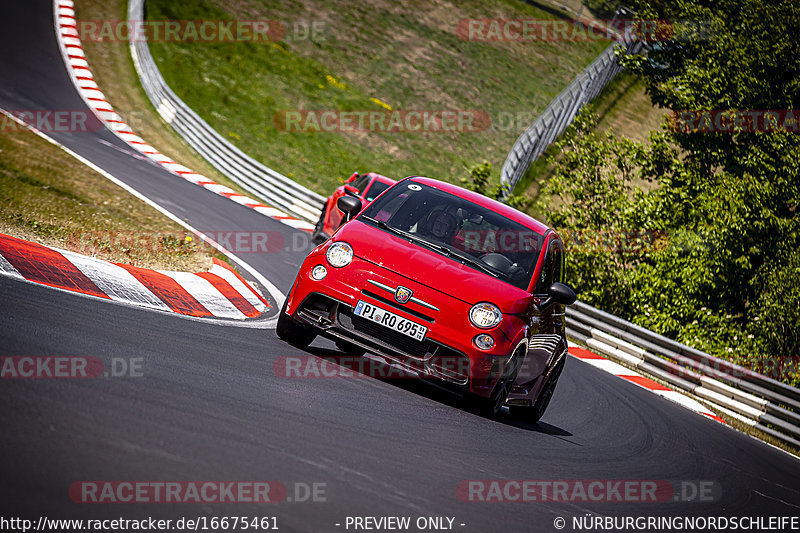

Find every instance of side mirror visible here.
[536,282,576,312]
[345,172,359,183]
[549,282,577,305]
[337,195,363,222]
[343,185,359,196]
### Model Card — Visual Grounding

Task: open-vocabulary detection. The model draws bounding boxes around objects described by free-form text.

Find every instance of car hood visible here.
[335,220,531,312]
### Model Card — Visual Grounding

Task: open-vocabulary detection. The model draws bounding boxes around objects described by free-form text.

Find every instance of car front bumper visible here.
[285,256,522,398]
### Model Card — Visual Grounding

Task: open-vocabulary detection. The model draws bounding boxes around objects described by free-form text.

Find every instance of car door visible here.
[513,237,567,394]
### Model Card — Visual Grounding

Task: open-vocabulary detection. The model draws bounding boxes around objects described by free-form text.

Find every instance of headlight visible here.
[469,302,502,329]
[326,242,353,268]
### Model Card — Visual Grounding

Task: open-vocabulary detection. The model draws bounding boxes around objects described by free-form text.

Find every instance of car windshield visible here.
[364,180,391,202]
[359,181,543,290]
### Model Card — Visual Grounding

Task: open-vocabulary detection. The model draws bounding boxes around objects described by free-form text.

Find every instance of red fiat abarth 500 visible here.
[278,177,576,419]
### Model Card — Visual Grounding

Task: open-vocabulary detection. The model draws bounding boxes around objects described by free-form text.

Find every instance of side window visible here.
[537,240,564,293]
[351,175,370,193]
[363,180,390,202]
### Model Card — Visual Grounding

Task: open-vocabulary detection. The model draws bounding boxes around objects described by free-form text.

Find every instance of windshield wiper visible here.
[361,216,418,242]
[363,216,451,255]
[443,248,501,278]
[362,216,500,278]
[419,239,501,278]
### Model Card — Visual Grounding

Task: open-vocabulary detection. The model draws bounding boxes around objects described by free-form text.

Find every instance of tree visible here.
[541,0,800,385]
[461,161,529,210]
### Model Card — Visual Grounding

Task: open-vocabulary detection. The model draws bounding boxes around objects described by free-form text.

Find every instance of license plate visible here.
[353,300,427,341]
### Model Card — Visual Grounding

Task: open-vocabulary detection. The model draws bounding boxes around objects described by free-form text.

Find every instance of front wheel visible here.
[475,345,525,418]
[276,298,316,349]
[510,354,566,423]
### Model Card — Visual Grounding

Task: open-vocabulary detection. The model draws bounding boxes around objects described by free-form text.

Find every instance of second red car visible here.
[312,172,396,243]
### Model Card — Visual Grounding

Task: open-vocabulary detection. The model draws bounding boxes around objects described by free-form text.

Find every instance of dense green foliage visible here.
[541,0,800,385]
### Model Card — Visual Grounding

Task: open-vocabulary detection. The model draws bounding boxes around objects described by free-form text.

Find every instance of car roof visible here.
[404,176,551,235]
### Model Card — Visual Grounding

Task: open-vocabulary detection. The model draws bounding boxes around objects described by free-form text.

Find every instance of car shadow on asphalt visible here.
[303,346,575,438]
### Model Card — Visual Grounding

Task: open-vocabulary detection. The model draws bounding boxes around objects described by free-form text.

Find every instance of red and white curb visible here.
[569,346,727,425]
[0,233,269,320]
[53,0,314,233]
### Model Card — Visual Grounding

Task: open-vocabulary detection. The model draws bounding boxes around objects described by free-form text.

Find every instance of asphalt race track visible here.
[0,0,308,300]
[1,1,799,530]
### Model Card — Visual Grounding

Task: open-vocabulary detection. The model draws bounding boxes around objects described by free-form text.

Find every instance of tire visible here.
[276,298,316,349]
[476,344,525,418]
[335,339,367,357]
[510,355,566,423]
[311,203,328,244]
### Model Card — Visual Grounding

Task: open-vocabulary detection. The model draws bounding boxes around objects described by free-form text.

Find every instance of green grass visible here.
[593,71,666,140]
[146,0,611,193]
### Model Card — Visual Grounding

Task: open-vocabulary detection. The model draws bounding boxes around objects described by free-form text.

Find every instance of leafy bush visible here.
[461,161,530,211]
[533,0,800,386]
[543,102,799,386]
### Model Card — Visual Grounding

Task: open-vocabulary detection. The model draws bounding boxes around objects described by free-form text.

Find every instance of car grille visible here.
[296,293,470,385]
[339,308,430,358]
[360,290,435,322]
[353,316,427,357]
[338,309,469,383]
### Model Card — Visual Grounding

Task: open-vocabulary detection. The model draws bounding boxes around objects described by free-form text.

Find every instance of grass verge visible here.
[593,71,666,140]
[0,117,226,271]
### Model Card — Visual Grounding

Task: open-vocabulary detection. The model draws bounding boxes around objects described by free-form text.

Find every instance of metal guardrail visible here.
[500,28,642,197]
[127,0,325,223]
[567,301,800,449]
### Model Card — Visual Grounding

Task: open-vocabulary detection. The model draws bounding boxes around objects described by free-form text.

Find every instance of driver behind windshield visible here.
[420,207,460,243]
[359,181,543,290]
